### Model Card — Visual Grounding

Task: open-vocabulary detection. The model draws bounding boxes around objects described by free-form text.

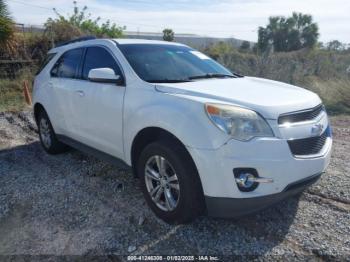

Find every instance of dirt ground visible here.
[0,110,349,260]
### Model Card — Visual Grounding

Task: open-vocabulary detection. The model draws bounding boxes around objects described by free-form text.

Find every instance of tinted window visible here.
[82,47,123,80]
[51,48,83,78]
[36,53,56,75]
[118,44,234,83]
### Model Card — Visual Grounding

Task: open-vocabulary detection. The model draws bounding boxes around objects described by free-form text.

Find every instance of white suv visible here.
[33,38,332,224]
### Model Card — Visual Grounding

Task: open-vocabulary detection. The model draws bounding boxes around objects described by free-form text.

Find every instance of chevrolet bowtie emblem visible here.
[311,123,324,135]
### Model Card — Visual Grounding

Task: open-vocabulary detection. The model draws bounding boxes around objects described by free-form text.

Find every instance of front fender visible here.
[123,90,229,165]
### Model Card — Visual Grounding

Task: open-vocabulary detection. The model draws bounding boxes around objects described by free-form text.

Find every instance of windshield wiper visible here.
[188,73,236,80]
[147,73,242,83]
[147,79,192,83]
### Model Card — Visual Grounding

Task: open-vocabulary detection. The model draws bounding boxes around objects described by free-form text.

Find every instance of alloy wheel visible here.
[40,118,51,148]
[144,155,180,212]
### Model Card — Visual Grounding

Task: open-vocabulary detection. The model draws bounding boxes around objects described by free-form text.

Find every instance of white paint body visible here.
[33,39,332,200]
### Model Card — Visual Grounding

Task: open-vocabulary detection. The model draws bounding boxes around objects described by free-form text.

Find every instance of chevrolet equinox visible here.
[33,38,332,224]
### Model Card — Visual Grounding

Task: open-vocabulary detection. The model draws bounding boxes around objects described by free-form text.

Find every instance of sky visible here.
[7,0,350,43]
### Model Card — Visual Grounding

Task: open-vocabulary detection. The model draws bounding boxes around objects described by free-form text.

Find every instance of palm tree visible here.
[257,12,319,53]
[0,0,11,18]
[0,0,16,53]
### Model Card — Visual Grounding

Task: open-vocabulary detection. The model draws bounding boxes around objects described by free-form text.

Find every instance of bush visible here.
[25,34,53,62]
[45,1,124,44]
[45,19,83,44]
[0,67,36,112]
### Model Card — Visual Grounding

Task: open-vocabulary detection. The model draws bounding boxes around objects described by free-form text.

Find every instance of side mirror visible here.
[88,68,123,85]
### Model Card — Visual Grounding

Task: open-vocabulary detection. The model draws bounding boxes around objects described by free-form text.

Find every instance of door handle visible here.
[76,90,85,97]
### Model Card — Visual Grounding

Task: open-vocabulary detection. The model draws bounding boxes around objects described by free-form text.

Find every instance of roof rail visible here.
[55,36,97,47]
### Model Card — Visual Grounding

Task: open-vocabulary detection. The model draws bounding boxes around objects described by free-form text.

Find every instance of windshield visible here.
[118,44,238,83]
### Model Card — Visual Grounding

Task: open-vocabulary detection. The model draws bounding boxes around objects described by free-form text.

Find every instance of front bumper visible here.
[186,106,331,217]
[205,172,321,218]
[187,135,332,199]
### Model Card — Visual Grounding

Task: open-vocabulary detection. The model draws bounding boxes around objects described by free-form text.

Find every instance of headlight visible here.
[205,103,274,141]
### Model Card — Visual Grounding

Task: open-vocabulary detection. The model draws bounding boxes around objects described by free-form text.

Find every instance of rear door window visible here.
[51,48,84,78]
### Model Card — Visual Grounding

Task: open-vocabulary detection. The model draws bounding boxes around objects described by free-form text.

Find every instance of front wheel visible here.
[137,140,205,224]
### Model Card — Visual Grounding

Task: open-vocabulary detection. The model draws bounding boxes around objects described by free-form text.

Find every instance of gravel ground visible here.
[0,111,349,259]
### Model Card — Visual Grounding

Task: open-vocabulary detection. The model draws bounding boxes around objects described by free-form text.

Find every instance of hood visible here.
[155,77,321,119]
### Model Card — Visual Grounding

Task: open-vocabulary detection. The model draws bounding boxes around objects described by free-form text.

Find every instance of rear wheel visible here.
[137,140,205,224]
[37,110,69,154]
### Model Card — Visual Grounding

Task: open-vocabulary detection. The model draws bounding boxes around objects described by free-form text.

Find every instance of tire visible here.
[37,110,69,154]
[137,139,205,224]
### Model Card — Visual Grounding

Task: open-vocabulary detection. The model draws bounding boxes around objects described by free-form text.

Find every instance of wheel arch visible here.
[130,126,206,213]
[131,127,195,177]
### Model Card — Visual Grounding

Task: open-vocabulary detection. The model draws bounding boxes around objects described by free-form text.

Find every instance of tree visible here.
[0,0,16,53]
[45,19,83,44]
[46,1,125,44]
[326,40,345,51]
[239,41,251,52]
[257,12,319,53]
[163,28,174,42]
[0,0,10,19]
[257,26,272,54]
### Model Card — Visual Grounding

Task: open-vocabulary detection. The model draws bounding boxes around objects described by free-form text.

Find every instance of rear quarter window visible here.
[51,48,84,79]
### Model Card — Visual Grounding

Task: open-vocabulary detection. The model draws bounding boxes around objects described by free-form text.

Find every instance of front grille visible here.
[278,104,324,125]
[288,131,328,156]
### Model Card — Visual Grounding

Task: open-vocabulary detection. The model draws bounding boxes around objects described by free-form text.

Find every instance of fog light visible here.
[236,173,256,189]
[233,168,273,192]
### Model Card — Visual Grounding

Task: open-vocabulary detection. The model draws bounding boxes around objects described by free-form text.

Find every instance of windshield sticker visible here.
[190,51,210,60]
